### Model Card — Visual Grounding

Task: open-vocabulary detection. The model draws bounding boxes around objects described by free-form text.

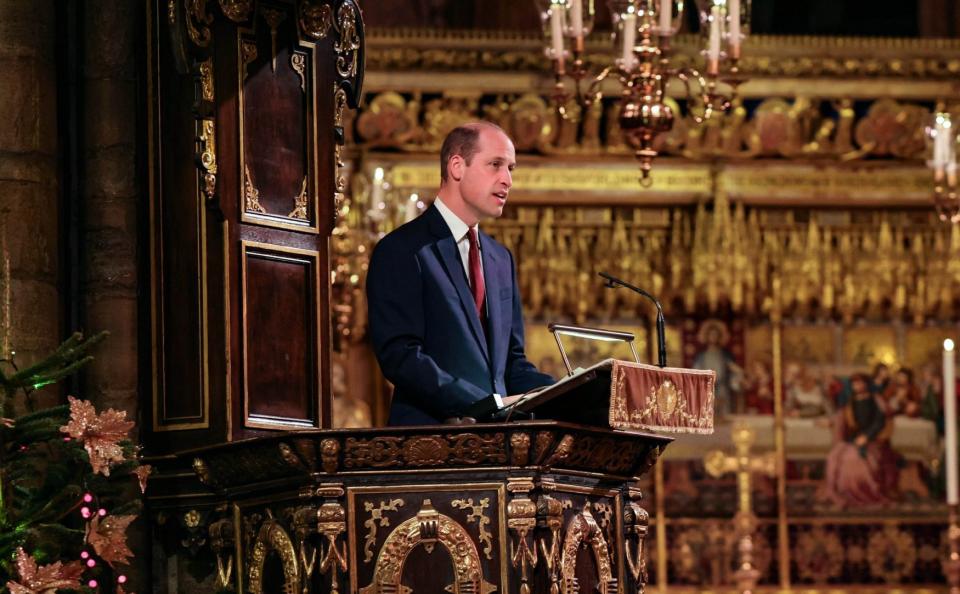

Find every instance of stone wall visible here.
[0,0,60,408]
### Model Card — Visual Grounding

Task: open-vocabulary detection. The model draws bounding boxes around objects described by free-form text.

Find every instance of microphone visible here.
[599,272,667,368]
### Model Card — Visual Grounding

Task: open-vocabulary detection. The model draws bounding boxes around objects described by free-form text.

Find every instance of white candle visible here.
[935,119,950,169]
[550,7,565,64]
[404,193,419,222]
[621,12,637,70]
[570,0,583,38]
[372,167,385,207]
[729,0,741,48]
[708,5,722,65]
[659,0,672,34]
[945,339,958,505]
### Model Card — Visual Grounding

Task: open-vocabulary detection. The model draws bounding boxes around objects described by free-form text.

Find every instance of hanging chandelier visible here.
[928,108,960,223]
[534,0,750,183]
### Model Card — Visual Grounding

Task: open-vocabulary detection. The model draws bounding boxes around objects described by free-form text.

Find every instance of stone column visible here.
[80,1,139,419]
[0,0,60,405]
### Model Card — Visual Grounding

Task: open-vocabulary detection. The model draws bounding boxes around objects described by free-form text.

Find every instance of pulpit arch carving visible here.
[360,499,496,594]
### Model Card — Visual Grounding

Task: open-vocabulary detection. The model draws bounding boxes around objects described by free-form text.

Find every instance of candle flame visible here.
[946,338,955,352]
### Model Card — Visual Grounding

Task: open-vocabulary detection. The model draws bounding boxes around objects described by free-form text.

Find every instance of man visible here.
[366,122,554,426]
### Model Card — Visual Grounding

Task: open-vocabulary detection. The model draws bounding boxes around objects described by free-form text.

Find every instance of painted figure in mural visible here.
[692,319,743,417]
[822,373,899,507]
[869,362,891,395]
[785,363,832,418]
[743,360,774,415]
[918,362,944,431]
[881,367,921,417]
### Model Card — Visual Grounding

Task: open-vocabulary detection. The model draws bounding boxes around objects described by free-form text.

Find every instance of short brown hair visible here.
[439,121,506,183]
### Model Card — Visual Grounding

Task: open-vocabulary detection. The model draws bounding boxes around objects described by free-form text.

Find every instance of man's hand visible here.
[501,394,525,407]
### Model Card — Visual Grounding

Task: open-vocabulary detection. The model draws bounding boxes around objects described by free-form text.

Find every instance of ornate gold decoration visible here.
[532,431,554,464]
[288,177,309,220]
[362,498,404,563]
[317,503,348,594]
[199,59,214,102]
[365,29,960,81]
[240,39,258,80]
[507,494,538,594]
[451,497,493,560]
[332,86,349,224]
[560,503,616,594]
[168,0,177,24]
[510,432,531,466]
[611,372,714,433]
[402,435,449,466]
[355,92,420,148]
[192,457,214,486]
[278,442,303,469]
[209,518,235,590]
[867,525,917,584]
[218,0,252,22]
[855,98,928,158]
[795,527,844,583]
[290,52,306,93]
[291,506,318,588]
[360,499,495,594]
[184,509,201,528]
[197,118,217,200]
[248,519,300,594]
[333,2,360,79]
[624,502,650,590]
[544,434,574,467]
[260,7,286,72]
[320,438,339,473]
[592,501,614,545]
[538,495,564,594]
[299,0,332,40]
[185,0,213,47]
[344,433,507,469]
[350,91,939,165]
[244,165,266,214]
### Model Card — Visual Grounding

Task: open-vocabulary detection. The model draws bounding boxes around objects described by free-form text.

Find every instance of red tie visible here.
[468,227,486,321]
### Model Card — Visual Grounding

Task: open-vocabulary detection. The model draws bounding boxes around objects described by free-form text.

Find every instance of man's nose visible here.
[502,169,512,188]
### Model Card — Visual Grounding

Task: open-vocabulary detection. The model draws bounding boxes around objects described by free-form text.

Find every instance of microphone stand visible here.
[599,271,667,368]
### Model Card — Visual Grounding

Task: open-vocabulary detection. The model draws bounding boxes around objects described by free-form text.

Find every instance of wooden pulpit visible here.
[147,360,721,593]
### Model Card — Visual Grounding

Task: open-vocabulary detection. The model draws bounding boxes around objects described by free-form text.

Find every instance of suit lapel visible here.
[426,206,490,363]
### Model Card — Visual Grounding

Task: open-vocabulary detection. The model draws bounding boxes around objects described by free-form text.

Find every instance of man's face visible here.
[455,128,515,224]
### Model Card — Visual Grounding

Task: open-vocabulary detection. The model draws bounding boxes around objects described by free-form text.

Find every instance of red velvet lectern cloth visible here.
[608,360,716,433]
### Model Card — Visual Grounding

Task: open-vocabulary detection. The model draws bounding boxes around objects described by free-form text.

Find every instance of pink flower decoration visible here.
[86,514,137,567]
[6,548,83,594]
[60,396,135,476]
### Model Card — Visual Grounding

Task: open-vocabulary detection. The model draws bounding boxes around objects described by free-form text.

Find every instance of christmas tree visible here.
[0,332,147,593]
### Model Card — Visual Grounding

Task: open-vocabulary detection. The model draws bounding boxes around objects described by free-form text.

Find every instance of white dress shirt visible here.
[434,197,483,285]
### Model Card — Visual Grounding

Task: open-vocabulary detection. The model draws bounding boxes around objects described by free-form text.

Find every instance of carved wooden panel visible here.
[147,1,218,439]
[241,241,321,428]
[347,484,508,594]
[239,2,319,231]
[146,0,364,449]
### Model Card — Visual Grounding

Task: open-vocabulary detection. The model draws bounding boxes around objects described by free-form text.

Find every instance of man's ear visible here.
[448,154,464,181]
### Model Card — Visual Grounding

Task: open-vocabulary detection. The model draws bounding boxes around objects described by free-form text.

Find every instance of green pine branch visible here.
[0,331,108,415]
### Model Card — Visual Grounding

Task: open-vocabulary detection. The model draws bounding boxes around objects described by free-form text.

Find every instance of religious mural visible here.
[525,314,954,586]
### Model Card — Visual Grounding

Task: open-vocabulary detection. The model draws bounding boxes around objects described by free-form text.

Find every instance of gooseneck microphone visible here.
[599,272,667,368]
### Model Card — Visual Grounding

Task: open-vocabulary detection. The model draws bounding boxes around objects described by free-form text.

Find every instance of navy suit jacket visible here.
[366,204,554,425]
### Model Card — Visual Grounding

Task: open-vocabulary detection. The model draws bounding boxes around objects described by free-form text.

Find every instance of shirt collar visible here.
[434,197,477,242]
